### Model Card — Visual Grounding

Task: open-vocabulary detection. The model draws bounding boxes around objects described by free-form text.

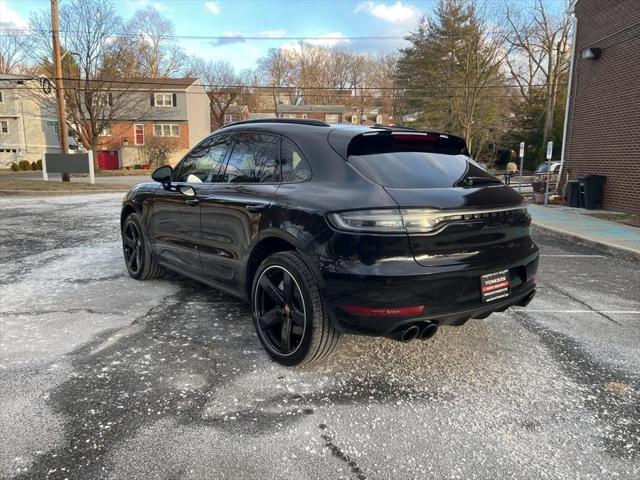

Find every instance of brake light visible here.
[327,207,527,234]
[342,305,425,317]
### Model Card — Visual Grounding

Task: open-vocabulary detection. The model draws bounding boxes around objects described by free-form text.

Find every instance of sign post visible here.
[544,141,553,206]
[42,152,95,185]
[518,142,525,193]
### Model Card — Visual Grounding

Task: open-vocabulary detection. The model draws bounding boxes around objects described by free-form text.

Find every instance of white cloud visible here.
[0,0,28,29]
[151,2,169,12]
[204,1,221,15]
[355,1,418,24]
[304,32,349,48]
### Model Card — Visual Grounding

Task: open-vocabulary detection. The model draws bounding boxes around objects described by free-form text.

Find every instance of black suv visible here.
[121,119,538,365]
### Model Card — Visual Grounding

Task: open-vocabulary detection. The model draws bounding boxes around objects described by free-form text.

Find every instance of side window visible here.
[221,133,279,183]
[176,135,230,183]
[281,137,311,182]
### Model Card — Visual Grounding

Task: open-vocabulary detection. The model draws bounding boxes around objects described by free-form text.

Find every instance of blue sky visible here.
[1,0,565,71]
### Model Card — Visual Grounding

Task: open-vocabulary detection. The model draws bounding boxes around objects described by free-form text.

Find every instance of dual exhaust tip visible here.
[393,323,438,342]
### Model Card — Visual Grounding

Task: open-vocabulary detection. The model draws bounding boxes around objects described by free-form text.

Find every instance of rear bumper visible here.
[321,251,539,336]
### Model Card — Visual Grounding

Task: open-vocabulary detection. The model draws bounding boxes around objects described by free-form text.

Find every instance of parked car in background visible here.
[535,161,561,174]
[120,119,539,366]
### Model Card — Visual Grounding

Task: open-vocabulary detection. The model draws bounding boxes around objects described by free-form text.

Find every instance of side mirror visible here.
[152,165,173,188]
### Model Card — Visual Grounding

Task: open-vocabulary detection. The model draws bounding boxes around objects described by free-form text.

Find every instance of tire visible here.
[251,251,340,366]
[121,212,165,280]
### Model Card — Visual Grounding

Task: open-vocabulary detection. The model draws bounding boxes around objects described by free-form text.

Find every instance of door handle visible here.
[185,198,200,206]
[246,204,265,213]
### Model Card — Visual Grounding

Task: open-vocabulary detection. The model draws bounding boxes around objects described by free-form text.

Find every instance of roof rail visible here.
[220,118,330,128]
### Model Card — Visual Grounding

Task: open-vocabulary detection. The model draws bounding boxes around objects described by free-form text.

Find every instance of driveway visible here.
[1,194,638,479]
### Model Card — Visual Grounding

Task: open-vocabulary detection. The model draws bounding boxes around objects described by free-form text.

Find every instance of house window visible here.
[301,114,307,119]
[326,114,339,123]
[154,93,174,107]
[0,120,8,134]
[100,125,113,136]
[134,124,144,145]
[351,115,358,124]
[224,114,233,124]
[281,113,296,119]
[153,124,179,137]
[376,114,383,124]
[47,120,59,134]
[0,91,4,103]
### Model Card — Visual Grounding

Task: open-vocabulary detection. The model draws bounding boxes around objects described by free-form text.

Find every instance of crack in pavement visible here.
[537,279,625,326]
[319,424,367,480]
[514,310,640,460]
[0,308,119,317]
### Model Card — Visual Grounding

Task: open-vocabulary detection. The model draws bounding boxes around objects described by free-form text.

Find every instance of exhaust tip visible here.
[419,323,438,340]
[399,325,420,342]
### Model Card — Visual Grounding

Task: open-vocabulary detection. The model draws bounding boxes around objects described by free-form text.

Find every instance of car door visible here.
[150,135,230,275]
[198,132,281,291]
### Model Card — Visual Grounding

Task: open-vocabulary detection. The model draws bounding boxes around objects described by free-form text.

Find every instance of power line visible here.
[0,76,564,91]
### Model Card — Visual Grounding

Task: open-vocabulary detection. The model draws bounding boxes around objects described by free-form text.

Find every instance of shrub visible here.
[18,160,31,171]
[36,159,42,170]
[10,162,19,171]
[30,161,38,170]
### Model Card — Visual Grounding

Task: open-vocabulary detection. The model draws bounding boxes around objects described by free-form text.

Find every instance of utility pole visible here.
[50,0,70,182]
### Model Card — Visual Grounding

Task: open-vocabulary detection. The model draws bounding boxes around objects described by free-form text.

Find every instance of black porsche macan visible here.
[121,119,539,365]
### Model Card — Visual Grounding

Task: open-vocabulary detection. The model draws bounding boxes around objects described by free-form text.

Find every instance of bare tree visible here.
[0,31,31,74]
[29,0,145,169]
[126,7,184,78]
[191,59,240,128]
[139,136,179,168]
[505,0,572,148]
[258,48,295,115]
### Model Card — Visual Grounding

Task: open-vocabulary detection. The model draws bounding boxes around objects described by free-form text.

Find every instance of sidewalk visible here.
[528,204,640,260]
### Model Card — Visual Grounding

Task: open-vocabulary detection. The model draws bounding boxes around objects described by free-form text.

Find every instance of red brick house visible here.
[561,0,640,213]
[276,105,346,124]
[96,78,210,168]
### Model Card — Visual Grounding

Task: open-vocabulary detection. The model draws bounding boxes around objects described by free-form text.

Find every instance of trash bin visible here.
[577,175,606,210]
[565,180,581,207]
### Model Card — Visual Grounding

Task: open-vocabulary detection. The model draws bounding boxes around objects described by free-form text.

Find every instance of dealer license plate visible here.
[480,270,510,303]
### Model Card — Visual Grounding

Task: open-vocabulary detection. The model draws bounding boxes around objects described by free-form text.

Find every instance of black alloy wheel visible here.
[251,251,340,366]
[123,220,143,276]
[121,213,165,280]
[255,265,306,356]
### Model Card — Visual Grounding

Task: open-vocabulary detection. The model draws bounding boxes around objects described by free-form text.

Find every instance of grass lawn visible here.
[585,211,640,228]
[0,177,130,194]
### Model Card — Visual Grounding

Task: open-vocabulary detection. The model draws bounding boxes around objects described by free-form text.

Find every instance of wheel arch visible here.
[120,203,138,229]
[244,231,324,300]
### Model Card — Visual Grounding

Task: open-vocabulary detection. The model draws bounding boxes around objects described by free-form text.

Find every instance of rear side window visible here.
[347,132,497,188]
[281,138,311,182]
[221,133,280,183]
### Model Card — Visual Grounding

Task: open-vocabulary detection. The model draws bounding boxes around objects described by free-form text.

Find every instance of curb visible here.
[0,189,127,196]
[532,223,640,262]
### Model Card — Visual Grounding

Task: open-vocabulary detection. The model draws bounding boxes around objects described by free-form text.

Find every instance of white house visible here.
[0,74,62,168]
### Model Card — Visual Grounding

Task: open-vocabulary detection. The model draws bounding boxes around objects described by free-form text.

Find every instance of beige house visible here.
[0,74,61,168]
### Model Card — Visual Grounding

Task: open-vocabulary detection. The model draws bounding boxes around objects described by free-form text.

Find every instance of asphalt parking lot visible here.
[1,193,638,479]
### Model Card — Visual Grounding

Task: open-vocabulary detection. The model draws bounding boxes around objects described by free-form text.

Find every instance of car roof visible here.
[215,120,467,159]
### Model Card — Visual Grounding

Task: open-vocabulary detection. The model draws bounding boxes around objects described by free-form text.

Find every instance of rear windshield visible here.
[347,133,498,188]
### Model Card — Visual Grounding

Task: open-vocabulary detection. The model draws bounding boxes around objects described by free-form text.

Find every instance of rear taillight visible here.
[327,207,527,235]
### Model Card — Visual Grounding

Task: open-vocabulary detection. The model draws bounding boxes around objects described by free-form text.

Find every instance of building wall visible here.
[564,0,640,213]
[185,82,211,147]
[97,121,189,167]
[0,80,60,167]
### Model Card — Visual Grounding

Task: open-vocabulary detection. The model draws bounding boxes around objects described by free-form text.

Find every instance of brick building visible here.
[96,78,210,168]
[276,105,346,124]
[562,0,640,213]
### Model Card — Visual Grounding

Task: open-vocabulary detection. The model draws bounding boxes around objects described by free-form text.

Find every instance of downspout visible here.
[557,14,578,191]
